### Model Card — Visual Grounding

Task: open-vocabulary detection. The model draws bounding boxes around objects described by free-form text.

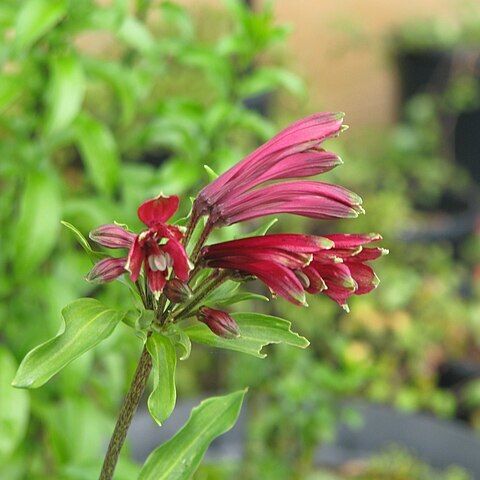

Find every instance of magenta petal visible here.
[86,257,126,283]
[254,150,342,185]
[202,234,333,255]
[138,194,179,227]
[147,269,167,298]
[251,261,307,306]
[317,263,357,292]
[125,236,145,282]
[163,239,190,281]
[89,224,135,248]
[347,262,379,295]
[302,265,327,294]
[215,180,363,226]
[352,247,389,261]
[325,233,382,248]
[195,112,344,210]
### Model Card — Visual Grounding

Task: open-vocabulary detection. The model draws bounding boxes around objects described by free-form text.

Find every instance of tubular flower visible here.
[191,112,354,228]
[199,234,386,309]
[86,194,190,299]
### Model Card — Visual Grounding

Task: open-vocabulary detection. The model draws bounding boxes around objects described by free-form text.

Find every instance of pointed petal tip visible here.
[316,237,335,249]
[372,274,381,288]
[380,248,389,256]
[341,303,350,313]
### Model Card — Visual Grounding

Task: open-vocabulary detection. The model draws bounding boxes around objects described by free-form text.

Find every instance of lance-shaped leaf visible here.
[139,390,246,480]
[14,172,61,277]
[184,312,309,358]
[12,298,126,389]
[61,221,108,263]
[15,0,66,50]
[73,113,120,196]
[0,347,29,457]
[44,54,86,134]
[146,333,177,426]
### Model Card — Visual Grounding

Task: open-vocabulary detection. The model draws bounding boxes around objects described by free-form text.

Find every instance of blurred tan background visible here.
[176,0,468,127]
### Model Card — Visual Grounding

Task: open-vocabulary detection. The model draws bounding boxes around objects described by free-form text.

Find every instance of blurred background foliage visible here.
[1,0,480,479]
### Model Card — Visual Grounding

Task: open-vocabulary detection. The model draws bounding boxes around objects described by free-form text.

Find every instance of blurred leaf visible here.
[0,75,23,113]
[117,16,155,54]
[239,67,305,98]
[147,332,177,426]
[139,390,246,480]
[12,298,126,388]
[237,218,278,238]
[45,54,86,134]
[234,109,276,140]
[15,0,66,50]
[60,221,108,264]
[14,171,61,277]
[0,347,29,458]
[86,60,137,126]
[73,113,120,195]
[184,312,309,358]
[159,2,194,39]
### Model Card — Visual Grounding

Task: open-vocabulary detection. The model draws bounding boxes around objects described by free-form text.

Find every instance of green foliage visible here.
[146,332,177,426]
[1,0,301,476]
[12,298,127,389]
[184,312,309,358]
[0,348,29,459]
[139,390,246,480]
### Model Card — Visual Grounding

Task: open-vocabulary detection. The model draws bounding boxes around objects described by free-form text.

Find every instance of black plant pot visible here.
[395,47,480,183]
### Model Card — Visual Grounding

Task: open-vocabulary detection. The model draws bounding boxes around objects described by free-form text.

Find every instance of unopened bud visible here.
[164,279,193,303]
[85,257,126,283]
[197,306,240,339]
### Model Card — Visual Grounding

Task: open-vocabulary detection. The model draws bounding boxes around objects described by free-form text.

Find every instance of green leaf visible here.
[0,75,23,113]
[165,324,191,360]
[184,312,309,358]
[117,16,155,54]
[73,113,120,195]
[239,67,306,98]
[45,54,86,134]
[146,333,177,426]
[12,298,126,389]
[15,0,66,50]
[0,347,29,458]
[139,390,246,480]
[86,60,137,126]
[212,292,269,306]
[203,164,218,181]
[14,171,61,277]
[60,221,107,263]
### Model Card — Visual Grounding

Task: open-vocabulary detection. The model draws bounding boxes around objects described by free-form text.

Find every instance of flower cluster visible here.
[87,112,386,337]
[87,195,190,300]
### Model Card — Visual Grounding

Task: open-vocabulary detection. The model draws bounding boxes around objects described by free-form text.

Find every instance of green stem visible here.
[174,270,229,320]
[190,220,214,265]
[99,341,152,480]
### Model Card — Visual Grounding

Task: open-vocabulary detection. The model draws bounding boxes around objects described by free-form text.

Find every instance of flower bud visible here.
[197,306,240,339]
[85,257,126,283]
[164,279,193,303]
[89,224,135,248]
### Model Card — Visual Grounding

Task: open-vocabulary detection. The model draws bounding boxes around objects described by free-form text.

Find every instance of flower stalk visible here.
[99,341,152,480]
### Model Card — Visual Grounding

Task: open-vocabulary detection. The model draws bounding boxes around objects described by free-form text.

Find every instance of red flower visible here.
[192,112,353,228]
[86,194,190,298]
[200,233,386,309]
